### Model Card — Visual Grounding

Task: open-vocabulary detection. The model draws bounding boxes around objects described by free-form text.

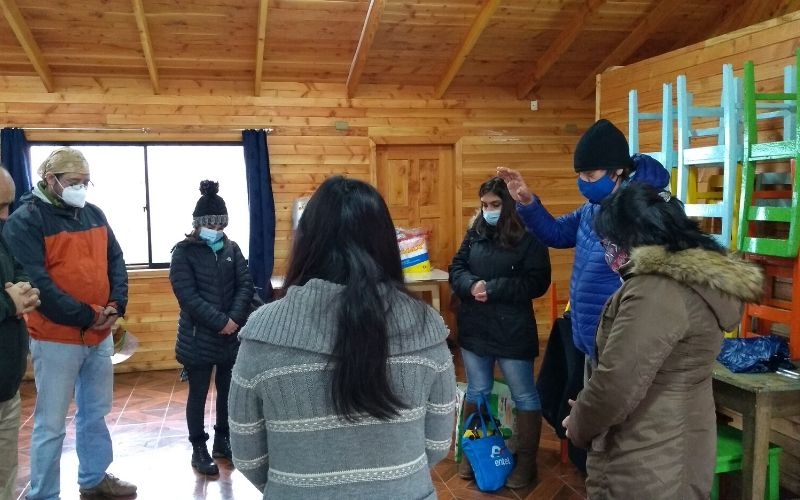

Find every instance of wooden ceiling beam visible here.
[433,0,500,99]
[736,0,798,28]
[131,0,159,94]
[516,0,606,99]
[725,1,777,34]
[708,0,790,38]
[254,0,270,97]
[0,0,54,92]
[667,0,732,52]
[670,0,792,53]
[575,0,676,99]
[777,0,800,16]
[346,0,385,98]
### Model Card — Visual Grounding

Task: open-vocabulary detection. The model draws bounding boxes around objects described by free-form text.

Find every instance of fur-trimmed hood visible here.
[622,246,764,331]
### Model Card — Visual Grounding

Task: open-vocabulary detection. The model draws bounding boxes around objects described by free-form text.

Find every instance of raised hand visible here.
[496,166,534,205]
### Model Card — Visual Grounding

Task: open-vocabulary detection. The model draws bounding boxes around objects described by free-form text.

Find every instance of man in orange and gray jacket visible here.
[2,148,136,499]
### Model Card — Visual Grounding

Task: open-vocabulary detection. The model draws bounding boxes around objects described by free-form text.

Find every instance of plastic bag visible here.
[717,335,793,373]
[454,381,515,462]
[111,322,139,365]
[460,395,514,492]
[396,227,431,274]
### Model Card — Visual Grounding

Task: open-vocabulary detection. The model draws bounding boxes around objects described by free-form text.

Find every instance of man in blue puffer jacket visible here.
[497,119,670,362]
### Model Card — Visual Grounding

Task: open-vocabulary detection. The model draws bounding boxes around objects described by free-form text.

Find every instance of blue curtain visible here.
[242,129,275,302]
[0,128,32,213]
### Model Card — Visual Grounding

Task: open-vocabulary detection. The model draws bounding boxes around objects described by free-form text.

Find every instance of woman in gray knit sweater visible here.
[229,176,458,499]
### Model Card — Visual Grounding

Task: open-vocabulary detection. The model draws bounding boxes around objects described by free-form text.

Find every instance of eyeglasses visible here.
[57,177,94,189]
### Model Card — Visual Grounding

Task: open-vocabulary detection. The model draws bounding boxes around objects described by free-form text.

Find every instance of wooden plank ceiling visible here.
[0,0,798,99]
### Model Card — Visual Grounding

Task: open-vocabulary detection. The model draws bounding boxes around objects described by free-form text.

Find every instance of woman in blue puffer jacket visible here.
[497,119,670,364]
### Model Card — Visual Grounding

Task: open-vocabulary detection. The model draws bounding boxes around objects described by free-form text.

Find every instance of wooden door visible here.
[376,145,455,271]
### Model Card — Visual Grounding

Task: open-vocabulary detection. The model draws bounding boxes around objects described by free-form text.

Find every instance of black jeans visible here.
[185,363,233,443]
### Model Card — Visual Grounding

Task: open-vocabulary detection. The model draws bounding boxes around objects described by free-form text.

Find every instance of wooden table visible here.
[712,361,800,499]
[403,269,449,312]
[269,269,450,313]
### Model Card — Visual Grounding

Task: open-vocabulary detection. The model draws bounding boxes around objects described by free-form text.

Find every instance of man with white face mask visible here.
[2,147,136,499]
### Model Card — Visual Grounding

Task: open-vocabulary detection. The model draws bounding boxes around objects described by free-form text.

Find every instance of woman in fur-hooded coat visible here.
[563,184,764,500]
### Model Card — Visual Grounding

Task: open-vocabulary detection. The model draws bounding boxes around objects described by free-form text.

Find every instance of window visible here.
[29,144,250,267]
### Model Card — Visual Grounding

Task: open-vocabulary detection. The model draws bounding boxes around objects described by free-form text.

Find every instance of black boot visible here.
[191,434,219,476]
[212,426,232,460]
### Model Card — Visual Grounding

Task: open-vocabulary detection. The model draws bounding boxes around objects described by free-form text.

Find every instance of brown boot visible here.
[505,410,542,489]
[458,400,479,479]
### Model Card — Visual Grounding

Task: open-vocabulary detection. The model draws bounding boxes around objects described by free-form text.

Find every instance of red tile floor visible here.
[13,349,587,500]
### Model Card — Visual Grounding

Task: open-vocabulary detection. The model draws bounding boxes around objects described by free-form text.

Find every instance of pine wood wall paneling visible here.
[597,12,800,495]
[3,78,593,375]
[458,119,589,326]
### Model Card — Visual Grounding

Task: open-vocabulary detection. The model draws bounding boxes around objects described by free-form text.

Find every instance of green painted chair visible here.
[713,424,782,500]
[737,48,799,257]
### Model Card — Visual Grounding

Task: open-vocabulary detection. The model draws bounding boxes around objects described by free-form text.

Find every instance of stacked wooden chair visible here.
[737,49,800,360]
[628,83,677,175]
[675,64,742,249]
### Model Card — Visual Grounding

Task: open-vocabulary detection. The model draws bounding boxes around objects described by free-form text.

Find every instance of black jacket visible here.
[0,232,30,402]
[449,227,551,359]
[536,313,587,473]
[170,236,254,367]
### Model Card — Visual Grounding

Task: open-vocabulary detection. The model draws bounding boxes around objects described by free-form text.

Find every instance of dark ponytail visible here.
[284,176,413,421]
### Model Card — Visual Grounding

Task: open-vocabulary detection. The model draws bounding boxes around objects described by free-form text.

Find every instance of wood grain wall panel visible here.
[4,78,593,374]
[459,129,585,310]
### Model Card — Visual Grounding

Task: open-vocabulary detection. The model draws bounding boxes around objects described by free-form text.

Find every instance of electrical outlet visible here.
[530,100,539,111]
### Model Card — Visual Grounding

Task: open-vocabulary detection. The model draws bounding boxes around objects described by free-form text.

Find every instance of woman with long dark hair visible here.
[228,176,457,499]
[562,183,763,499]
[449,177,551,489]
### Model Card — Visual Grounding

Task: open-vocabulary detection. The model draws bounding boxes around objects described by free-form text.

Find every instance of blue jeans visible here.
[27,337,114,500]
[460,348,541,411]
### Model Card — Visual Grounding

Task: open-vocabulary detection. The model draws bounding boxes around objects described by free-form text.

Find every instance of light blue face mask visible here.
[199,227,223,243]
[482,210,501,226]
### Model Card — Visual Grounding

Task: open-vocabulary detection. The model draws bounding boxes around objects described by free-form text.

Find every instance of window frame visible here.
[27,140,250,270]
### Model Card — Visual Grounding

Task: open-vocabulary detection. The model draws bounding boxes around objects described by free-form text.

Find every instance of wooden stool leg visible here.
[560,438,569,464]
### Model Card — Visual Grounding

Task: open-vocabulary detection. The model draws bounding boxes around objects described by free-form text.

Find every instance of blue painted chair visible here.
[629,83,677,174]
[676,64,741,249]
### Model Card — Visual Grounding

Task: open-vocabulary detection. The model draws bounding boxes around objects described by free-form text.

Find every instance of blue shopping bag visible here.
[460,395,515,492]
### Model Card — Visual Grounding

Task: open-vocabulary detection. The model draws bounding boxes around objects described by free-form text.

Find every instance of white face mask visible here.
[56,179,88,208]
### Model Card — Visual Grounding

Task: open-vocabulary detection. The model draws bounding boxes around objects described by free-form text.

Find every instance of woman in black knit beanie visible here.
[169,180,255,476]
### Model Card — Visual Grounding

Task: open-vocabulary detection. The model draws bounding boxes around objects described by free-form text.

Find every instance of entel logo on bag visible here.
[490,445,512,467]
